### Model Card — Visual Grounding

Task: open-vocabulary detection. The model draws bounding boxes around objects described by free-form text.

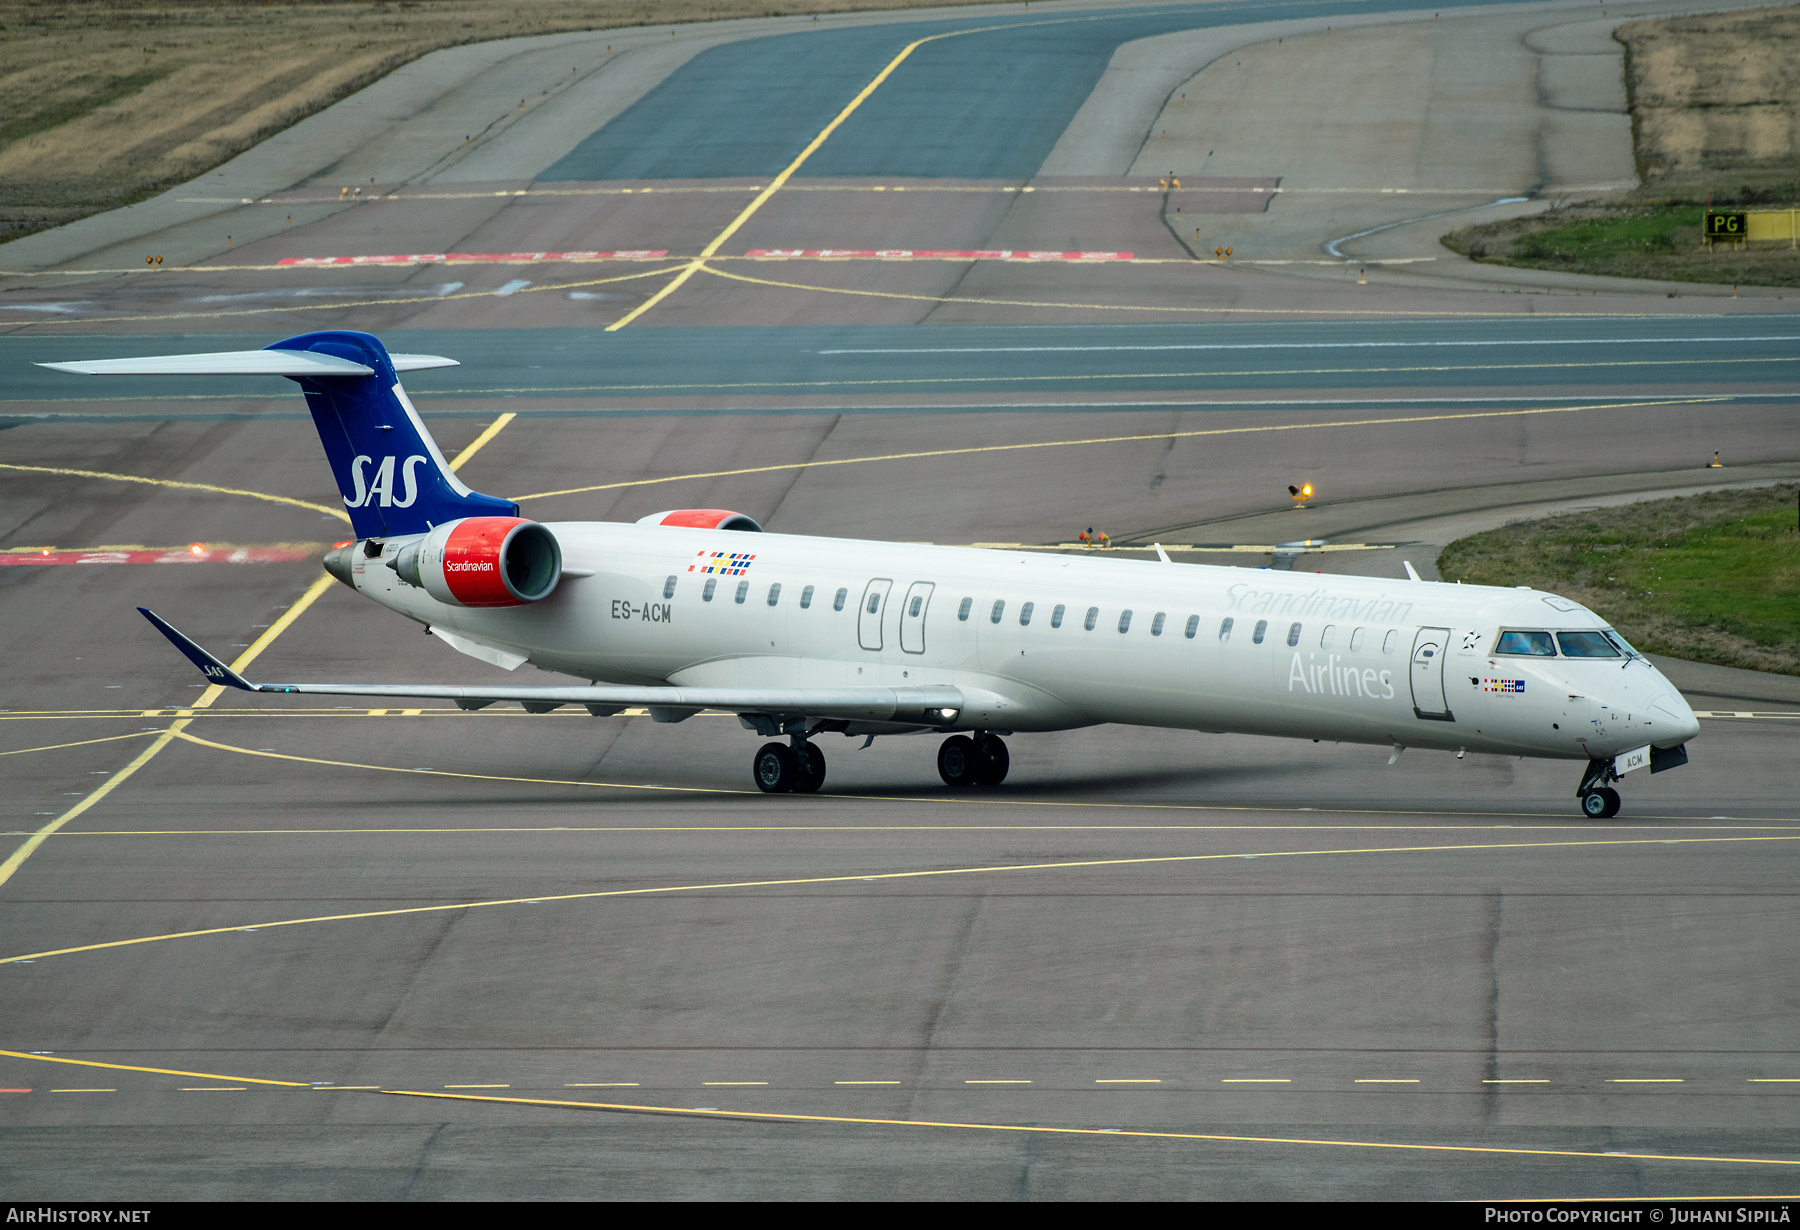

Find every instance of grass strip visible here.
[1438,484,1800,676]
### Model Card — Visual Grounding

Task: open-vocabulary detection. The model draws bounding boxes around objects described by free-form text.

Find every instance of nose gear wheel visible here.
[1581,786,1621,818]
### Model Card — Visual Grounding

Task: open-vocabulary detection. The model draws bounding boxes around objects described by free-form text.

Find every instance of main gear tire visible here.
[938,735,978,788]
[972,733,1010,787]
[754,742,798,793]
[792,744,826,793]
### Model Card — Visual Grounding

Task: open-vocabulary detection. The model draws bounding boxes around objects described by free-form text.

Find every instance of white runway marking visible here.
[819,336,1800,355]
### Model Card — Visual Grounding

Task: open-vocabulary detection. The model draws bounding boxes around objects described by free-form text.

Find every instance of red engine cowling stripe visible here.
[442,517,526,607]
[659,509,741,529]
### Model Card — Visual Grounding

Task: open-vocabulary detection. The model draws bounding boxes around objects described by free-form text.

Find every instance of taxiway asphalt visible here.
[2,0,1797,1203]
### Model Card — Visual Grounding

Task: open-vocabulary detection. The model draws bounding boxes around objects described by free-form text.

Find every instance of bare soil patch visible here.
[1621,3,1800,191]
[1442,4,1800,286]
[0,0,992,246]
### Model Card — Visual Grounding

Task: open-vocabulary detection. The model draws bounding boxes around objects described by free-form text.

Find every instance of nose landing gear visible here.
[1580,786,1621,818]
[1577,758,1622,818]
[938,732,1009,787]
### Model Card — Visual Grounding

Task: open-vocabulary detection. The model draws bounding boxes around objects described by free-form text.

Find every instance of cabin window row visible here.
[1218,617,1403,654]
[683,575,851,611]
[668,576,1401,657]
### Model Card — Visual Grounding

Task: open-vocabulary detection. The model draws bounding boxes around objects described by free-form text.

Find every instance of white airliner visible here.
[45,330,1699,817]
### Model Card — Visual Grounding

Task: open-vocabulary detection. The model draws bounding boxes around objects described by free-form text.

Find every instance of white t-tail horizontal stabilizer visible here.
[37,351,457,376]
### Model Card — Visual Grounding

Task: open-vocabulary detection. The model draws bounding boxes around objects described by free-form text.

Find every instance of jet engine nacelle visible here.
[637,508,763,532]
[393,516,562,607]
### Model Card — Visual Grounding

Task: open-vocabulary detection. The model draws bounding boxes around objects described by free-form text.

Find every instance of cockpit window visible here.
[1495,630,1556,656]
[1557,630,1620,658]
[1603,629,1642,658]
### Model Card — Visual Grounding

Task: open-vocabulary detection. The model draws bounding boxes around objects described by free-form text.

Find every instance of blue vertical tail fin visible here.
[267,330,517,538]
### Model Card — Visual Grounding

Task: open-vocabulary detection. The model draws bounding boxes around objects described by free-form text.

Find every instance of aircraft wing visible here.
[139,608,962,726]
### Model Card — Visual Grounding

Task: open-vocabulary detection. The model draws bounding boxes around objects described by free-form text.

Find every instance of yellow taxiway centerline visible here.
[0,1047,1790,1167]
[514,397,1730,502]
[6,833,1797,967]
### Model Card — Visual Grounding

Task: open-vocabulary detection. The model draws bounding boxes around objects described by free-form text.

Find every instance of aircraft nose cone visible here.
[1652,690,1702,744]
[323,542,356,589]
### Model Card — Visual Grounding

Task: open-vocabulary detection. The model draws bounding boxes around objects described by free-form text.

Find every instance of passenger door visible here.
[899,581,934,654]
[858,578,893,650]
[1409,626,1454,721]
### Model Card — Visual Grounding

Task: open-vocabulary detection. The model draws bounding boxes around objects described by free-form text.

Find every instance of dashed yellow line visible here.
[6,1050,1790,1164]
[512,396,1728,502]
[377,1087,1800,1167]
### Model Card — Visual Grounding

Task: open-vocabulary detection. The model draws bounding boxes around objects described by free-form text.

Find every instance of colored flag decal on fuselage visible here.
[1482,678,1526,693]
[689,550,756,576]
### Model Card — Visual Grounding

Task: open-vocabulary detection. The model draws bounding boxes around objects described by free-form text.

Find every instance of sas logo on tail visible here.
[344,454,429,508]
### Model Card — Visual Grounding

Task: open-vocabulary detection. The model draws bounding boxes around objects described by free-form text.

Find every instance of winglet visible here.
[137,607,256,691]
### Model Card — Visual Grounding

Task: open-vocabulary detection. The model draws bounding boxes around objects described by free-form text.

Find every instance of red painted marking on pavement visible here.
[2,547,316,566]
[276,250,667,267]
[744,249,1133,261]
[0,1089,31,1093]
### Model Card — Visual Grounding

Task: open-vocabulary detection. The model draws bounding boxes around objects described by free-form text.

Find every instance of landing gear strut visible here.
[1577,758,1622,819]
[753,739,826,794]
[938,732,1009,788]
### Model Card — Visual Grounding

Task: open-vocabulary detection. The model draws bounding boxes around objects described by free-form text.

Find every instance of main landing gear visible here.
[754,741,825,794]
[1577,758,1622,819]
[937,732,1009,788]
[752,731,1011,792]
